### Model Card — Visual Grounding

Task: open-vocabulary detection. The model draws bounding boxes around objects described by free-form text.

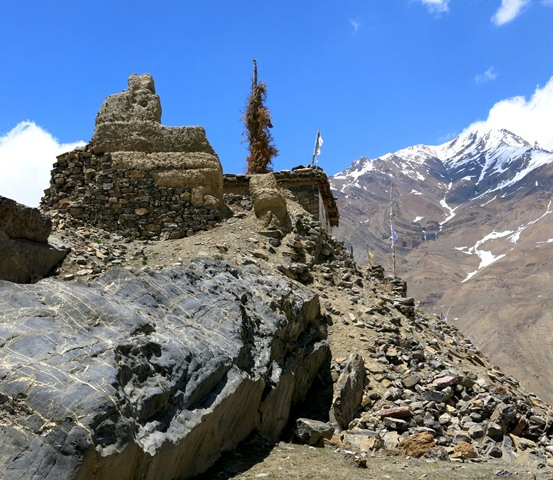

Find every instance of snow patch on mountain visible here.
[459,229,514,283]
[479,196,497,207]
[509,200,553,244]
[439,183,458,227]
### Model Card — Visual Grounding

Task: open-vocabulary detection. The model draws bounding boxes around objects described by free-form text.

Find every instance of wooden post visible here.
[389,184,397,277]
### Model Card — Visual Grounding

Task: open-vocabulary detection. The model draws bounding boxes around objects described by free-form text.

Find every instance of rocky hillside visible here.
[2,187,553,479]
[330,129,553,404]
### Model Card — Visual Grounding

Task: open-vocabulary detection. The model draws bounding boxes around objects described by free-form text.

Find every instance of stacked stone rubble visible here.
[322,263,553,464]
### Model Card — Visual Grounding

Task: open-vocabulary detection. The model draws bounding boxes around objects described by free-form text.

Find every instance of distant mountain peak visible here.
[332,127,553,199]
[434,128,533,163]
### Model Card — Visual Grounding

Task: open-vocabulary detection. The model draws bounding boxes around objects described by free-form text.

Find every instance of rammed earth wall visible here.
[224,166,339,231]
[41,146,223,240]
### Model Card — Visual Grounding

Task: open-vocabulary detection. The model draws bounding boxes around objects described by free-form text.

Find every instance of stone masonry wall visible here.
[41,145,223,240]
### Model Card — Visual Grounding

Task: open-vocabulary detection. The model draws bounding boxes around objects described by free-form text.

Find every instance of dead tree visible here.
[243,59,278,174]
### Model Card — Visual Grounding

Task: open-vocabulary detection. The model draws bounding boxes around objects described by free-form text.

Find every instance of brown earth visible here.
[197,434,550,480]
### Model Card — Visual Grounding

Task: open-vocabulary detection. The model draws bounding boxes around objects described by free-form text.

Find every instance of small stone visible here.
[134,208,149,216]
[398,432,436,458]
[485,443,503,459]
[294,418,334,446]
[510,417,528,436]
[386,346,399,358]
[383,387,403,401]
[432,375,459,389]
[490,403,517,430]
[468,424,484,439]
[422,386,453,403]
[76,269,93,276]
[438,413,452,425]
[402,374,421,389]
[382,431,400,448]
[450,441,477,460]
[341,430,383,451]
[378,406,413,419]
[383,417,409,431]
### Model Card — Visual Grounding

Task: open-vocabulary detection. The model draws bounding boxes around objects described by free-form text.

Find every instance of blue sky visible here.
[1,0,553,206]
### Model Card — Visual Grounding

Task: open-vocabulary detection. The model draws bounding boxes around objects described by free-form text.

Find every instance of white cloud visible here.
[420,0,450,14]
[475,67,498,84]
[464,75,553,149]
[0,121,84,207]
[492,0,531,25]
[350,19,361,34]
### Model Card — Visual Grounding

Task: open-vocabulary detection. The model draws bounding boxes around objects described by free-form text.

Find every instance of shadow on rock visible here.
[193,433,275,480]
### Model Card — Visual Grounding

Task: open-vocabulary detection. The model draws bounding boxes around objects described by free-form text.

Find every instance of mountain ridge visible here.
[330,129,553,403]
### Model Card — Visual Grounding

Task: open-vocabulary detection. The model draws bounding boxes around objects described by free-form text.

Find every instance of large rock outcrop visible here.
[0,260,329,479]
[0,196,68,283]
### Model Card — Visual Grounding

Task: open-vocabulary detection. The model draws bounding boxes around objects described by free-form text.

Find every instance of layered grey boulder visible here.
[0,260,329,479]
[0,196,68,283]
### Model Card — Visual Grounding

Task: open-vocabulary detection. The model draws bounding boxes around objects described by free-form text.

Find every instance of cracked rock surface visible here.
[0,260,328,479]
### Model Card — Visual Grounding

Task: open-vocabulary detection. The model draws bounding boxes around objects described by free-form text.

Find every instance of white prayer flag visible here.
[315,131,323,156]
[391,225,398,246]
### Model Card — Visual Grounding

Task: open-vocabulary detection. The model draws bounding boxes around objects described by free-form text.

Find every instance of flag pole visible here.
[311,129,322,166]
[389,183,397,277]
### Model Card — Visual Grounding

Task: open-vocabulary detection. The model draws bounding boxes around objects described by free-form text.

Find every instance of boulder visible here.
[329,353,366,430]
[398,432,436,458]
[0,196,68,283]
[0,239,67,283]
[0,260,329,479]
[0,195,51,243]
[294,418,334,446]
[450,441,478,460]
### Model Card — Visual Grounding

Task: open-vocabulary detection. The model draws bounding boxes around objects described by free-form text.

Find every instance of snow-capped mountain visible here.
[332,128,553,254]
[334,128,552,203]
[330,129,553,403]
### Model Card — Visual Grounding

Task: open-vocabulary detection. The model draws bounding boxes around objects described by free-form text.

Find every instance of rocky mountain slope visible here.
[2,189,553,479]
[330,129,553,403]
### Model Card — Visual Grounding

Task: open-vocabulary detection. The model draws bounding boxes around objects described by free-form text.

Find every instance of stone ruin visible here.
[42,74,225,240]
[41,73,338,241]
